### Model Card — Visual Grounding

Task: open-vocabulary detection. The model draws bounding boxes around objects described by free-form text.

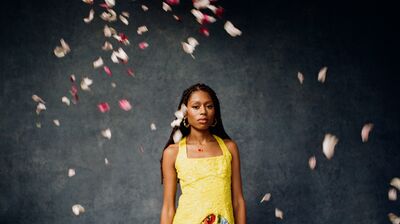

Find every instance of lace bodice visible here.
[172,134,234,224]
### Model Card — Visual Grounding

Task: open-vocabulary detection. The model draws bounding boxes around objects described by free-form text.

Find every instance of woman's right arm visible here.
[160,145,178,224]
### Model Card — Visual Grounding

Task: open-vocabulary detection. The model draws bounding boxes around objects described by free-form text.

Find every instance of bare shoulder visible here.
[223,139,239,155]
[163,143,179,163]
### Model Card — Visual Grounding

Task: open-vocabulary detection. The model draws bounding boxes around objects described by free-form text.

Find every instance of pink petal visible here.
[103,66,112,76]
[98,102,110,113]
[215,6,224,18]
[99,3,110,9]
[166,0,179,5]
[127,68,135,77]
[308,156,317,170]
[139,42,149,49]
[361,123,374,142]
[118,99,132,111]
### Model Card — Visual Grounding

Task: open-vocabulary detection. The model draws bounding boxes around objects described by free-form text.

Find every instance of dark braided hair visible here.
[160,83,231,185]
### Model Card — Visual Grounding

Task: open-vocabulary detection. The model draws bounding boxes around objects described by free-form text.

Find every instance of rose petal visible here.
[298,72,304,84]
[308,156,317,170]
[166,0,179,5]
[121,11,129,18]
[141,5,148,11]
[100,9,117,22]
[103,66,112,77]
[361,123,374,142]
[317,66,328,83]
[93,57,104,68]
[70,74,76,82]
[260,193,271,203]
[127,68,135,77]
[187,37,199,47]
[105,0,115,8]
[162,2,172,12]
[104,25,116,37]
[118,99,132,111]
[389,188,398,201]
[61,96,70,106]
[150,123,157,130]
[275,208,284,219]
[173,14,181,21]
[68,168,75,177]
[72,204,85,216]
[32,95,45,104]
[101,128,112,139]
[193,0,210,9]
[137,25,148,35]
[53,119,60,126]
[98,102,110,113]
[322,133,339,160]
[390,177,400,191]
[224,21,242,37]
[102,41,113,51]
[119,15,129,25]
[199,27,210,36]
[80,77,93,91]
[83,9,94,23]
[139,42,149,49]
[36,102,46,115]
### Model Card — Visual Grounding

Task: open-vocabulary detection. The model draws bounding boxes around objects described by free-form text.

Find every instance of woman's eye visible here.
[192,106,199,109]
[207,105,214,109]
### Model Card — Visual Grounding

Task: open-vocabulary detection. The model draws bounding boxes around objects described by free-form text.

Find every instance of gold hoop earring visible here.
[183,117,190,128]
[210,118,217,127]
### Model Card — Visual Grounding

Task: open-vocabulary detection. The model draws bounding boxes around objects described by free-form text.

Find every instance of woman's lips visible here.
[198,118,208,124]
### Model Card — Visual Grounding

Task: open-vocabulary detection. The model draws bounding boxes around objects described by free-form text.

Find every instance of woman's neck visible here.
[187,128,214,145]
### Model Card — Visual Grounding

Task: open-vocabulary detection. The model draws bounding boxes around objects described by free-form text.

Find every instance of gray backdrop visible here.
[1,0,399,223]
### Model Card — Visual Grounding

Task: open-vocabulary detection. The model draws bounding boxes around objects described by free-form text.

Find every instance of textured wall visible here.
[1,0,399,223]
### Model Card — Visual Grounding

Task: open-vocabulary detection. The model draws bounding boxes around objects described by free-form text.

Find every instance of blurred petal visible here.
[275,208,284,219]
[127,68,135,77]
[193,0,210,9]
[317,66,328,83]
[105,158,109,165]
[137,25,148,35]
[105,0,115,8]
[361,123,374,142]
[32,94,45,104]
[139,42,149,49]
[260,193,271,203]
[98,102,110,113]
[102,41,113,51]
[72,204,85,216]
[308,155,317,170]
[224,21,242,37]
[36,102,46,115]
[150,123,157,130]
[141,5,148,11]
[82,0,93,4]
[187,37,199,48]
[103,66,112,76]
[83,9,94,23]
[173,129,183,143]
[119,15,129,25]
[166,0,179,5]
[70,74,76,82]
[199,27,210,36]
[104,25,116,37]
[162,2,172,12]
[390,177,400,191]
[68,168,75,177]
[388,213,400,224]
[121,11,129,18]
[297,72,304,84]
[53,119,60,126]
[62,96,70,106]
[389,188,398,201]
[80,77,93,91]
[322,133,339,160]
[118,99,132,111]
[101,128,111,139]
[93,57,104,68]
[111,82,117,88]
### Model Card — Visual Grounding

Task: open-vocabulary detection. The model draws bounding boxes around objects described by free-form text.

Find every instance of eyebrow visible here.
[191,101,213,104]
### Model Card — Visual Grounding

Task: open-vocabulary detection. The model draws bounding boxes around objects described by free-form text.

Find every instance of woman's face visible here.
[186,90,216,130]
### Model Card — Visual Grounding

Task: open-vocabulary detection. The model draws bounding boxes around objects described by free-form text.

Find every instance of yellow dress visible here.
[172,134,235,224]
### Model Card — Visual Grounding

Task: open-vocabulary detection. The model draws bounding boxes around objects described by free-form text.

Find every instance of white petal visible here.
[114,47,129,62]
[322,133,339,160]
[389,188,398,201]
[68,168,75,177]
[105,0,115,8]
[389,213,400,224]
[105,158,109,165]
[80,77,93,91]
[61,96,70,106]
[36,102,46,115]
[82,0,93,4]
[102,41,113,51]
[162,2,172,12]
[101,128,112,140]
[193,0,210,9]
[53,119,60,126]
[173,129,183,143]
[141,5,149,11]
[104,25,116,37]
[390,177,400,191]
[297,72,304,84]
[36,122,41,128]
[121,11,130,18]
[191,9,203,21]
[182,42,194,54]
[170,119,181,127]
[187,37,199,48]
[150,123,157,130]
[72,204,85,216]
[361,123,374,142]
[54,46,66,58]
[32,94,45,104]
[83,9,94,23]
[93,57,104,68]
[260,193,271,203]
[70,74,76,82]
[174,110,184,119]
[275,208,284,219]
[60,39,70,52]
[137,25,148,35]
[224,21,242,37]
[317,66,328,83]
[111,82,117,88]
[119,15,129,25]
[308,156,316,170]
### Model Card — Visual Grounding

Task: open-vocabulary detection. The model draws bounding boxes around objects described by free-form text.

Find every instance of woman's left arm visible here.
[226,140,247,224]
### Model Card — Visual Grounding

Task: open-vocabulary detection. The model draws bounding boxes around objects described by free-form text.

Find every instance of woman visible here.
[160,83,247,224]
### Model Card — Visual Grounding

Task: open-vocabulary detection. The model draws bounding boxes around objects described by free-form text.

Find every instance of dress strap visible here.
[212,134,229,156]
[178,136,187,158]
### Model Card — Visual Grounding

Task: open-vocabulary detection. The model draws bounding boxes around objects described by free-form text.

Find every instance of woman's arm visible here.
[160,145,178,224]
[226,140,247,224]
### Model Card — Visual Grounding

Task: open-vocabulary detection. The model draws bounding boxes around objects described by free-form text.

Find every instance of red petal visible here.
[127,68,135,77]
[118,99,132,111]
[99,3,109,9]
[103,66,112,76]
[71,85,78,95]
[166,0,179,5]
[139,42,149,49]
[98,102,110,113]
[199,27,210,36]
[215,6,224,18]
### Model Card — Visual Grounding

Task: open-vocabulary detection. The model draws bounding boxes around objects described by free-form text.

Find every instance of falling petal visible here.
[162,2,172,12]
[53,38,70,58]
[32,95,45,104]
[104,25,116,37]
[139,42,149,49]
[83,9,94,23]
[105,157,109,165]
[36,102,46,115]
[308,155,317,170]
[297,72,304,84]
[93,57,104,68]
[97,102,110,113]
[182,42,195,55]
[111,82,117,88]
[199,27,210,36]
[102,41,113,51]
[317,66,328,83]
[322,133,339,160]
[118,99,132,111]
[68,168,75,177]
[173,129,183,143]
[173,14,181,21]
[121,11,129,18]
[113,33,130,45]
[101,128,111,140]
[127,68,135,77]
[275,208,284,219]
[111,52,119,63]
[103,66,112,76]
[193,0,210,9]
[36,122,41,128]
[187,37,199,48]
[61,96,70,106]
[150,123,157,131]
[224,21,242,37]
[53,119,60,126]
[60,39,70,52]
[390,177,400,191]
[70,74,76,83]
[72,204,85,216]
[141,5,148,11]
[105,0,115,8]
[114,47,129,63]
[119,15,129,25]
[389,188,398,201]
[82,0,93,4]
[166,0,179,5]
[260,193,271,203]
[191,9,215,24]
[137,25,148,35]
[388,213,400,224]
[139,145,144,153]
[80,77,93,91]
[361,123,374,142]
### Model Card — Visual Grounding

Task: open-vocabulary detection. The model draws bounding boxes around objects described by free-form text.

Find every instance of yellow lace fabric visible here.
[172,134,235,224]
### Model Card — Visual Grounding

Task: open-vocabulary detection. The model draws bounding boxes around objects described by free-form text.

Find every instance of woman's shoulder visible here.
[222,138,239,154]
[163,143,179,159]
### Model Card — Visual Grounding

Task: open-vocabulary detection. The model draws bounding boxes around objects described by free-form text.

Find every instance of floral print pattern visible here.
[201,213,230,224]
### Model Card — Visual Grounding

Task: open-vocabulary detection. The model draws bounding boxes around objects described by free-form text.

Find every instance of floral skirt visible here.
[201,213,229,224]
